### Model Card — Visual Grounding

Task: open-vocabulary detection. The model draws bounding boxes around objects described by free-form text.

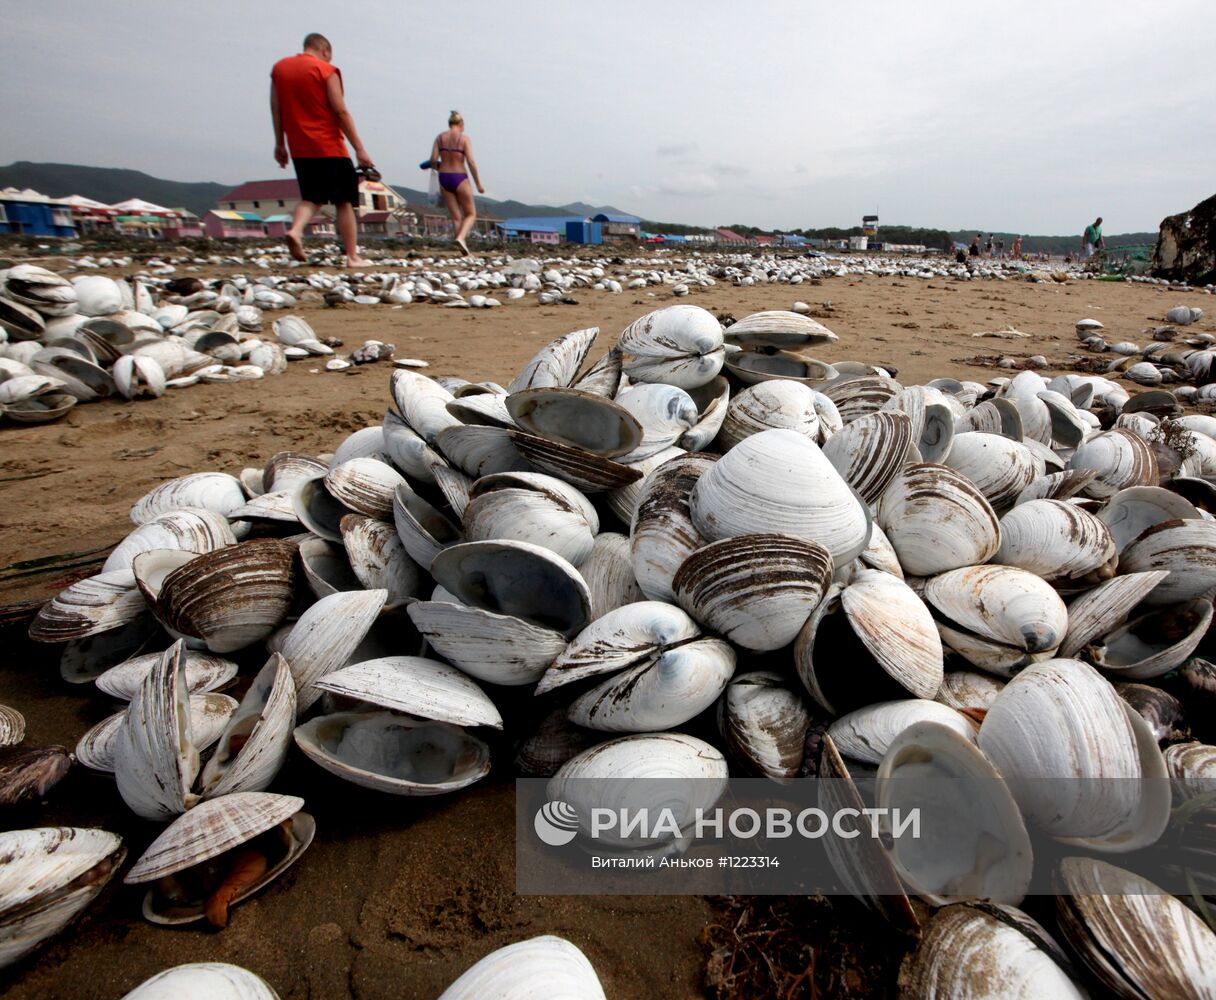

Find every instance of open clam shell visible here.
[614,383,699,462]
[678,375,729,451]
[437,935,607,1000]
[340,513,420,607]
[724,310,838,349]
[29,569,145,643]
[690,428,870,565]
[1118,517,1216,605]
[1097,485,1203,554]
[463,472,599,567]
[505,387,643,458]
[431,539,591,639]
[878,721,1033,905]
[124,792,312,927]
[881,386,955,463]
[1067,428,1158,499]
[1014,468,1098,507]
[407,600,566,686]
[1059,571,1168,659]
[389,368,462,444]
[717,671,809,781]
[0,827,125,970]
[280,589,387,713]
[154,539,296,654]
[672,533,833,651]
[1163,741,1216,800]
[934,670,1006,713]
[506,326,599,394]
[796,571,944,714]
[383,410,449,484]
[898,902,1085,998]
[1054,857,1216,999]
[391,482,461,571]
[821,410,913,506]
[114,640,200,820]
[829,699,975,765]
[994,498,1117,584]
[876,463,1002,577]
[978,658,1170,851]
[314,655,503,730]
[617,305,725,388]
[199,653,296,798]
[294,711,490,796]
[96,649,237,701]
[104,508,236,574]
[1087,598,1213,680]
[509,429,643,492]
[923,565,1068,675]
[77,693,236,775]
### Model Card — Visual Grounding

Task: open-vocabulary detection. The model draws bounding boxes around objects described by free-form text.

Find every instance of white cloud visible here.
[656,142,699,157]
[657,173,719,198]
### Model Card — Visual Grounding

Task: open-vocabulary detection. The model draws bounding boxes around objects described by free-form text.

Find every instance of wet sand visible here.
[0,266,1208,998]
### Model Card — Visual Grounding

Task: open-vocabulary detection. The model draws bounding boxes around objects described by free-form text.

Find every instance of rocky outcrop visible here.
[1152,193,1216,285]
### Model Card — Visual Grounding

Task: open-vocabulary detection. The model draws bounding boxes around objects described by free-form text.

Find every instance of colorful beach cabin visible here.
[203,210,266,238]
[0,188,77,237]
[592,213,641,242]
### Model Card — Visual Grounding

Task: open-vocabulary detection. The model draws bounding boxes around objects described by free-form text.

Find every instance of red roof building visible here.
[714,228,746,242]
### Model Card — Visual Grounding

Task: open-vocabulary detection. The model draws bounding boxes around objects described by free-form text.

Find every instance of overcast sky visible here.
[4,1,1212,233]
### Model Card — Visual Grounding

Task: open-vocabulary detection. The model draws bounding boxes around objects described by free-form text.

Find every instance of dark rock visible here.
[1152,192,1216,285]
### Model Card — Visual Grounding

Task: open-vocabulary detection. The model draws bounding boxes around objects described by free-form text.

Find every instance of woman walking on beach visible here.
[431,111,485,256]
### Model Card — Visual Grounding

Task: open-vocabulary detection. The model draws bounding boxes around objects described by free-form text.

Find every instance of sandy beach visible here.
[1,263,1211,999]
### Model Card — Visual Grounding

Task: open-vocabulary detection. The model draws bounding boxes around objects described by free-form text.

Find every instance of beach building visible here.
[162,210,202,239]
[203,210,267,239]
[592,213,641,242]
[713,228,746,244]
[498,216,585,244]
[862,214,879,238]
[215,178,407,220]
[0,188,77,237]
[62,195,119,233]
[263,214,292,238]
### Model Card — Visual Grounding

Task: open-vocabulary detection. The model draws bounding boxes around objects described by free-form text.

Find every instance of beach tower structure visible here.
[862,215,879,237]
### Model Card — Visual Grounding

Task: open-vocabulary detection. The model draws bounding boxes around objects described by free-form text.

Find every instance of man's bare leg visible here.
[285,200,318,261]
[336,203,371,267]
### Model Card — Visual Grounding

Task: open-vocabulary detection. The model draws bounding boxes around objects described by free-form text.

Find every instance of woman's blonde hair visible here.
[448,110,463,127]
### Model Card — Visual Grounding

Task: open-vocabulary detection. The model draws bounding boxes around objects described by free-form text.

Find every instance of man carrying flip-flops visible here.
[271,32,373,267]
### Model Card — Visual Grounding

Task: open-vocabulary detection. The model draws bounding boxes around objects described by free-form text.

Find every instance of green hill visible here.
[0,161,631,222]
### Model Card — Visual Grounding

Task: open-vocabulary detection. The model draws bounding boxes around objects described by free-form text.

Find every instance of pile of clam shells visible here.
[1071,308,1216,401]
[0,265,335,423]
[8,301,1216,996]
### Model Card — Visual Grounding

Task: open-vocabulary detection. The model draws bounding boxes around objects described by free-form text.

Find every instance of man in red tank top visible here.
[271,32,374,267]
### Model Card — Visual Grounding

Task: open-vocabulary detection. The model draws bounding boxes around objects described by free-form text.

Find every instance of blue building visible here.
[592,212,642,241]
[497,216,587,244]
[0,188,77,237]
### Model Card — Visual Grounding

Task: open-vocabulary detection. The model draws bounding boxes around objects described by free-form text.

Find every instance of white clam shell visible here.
[295,712,490,796]
[821,410,913,506]
[994,498,1117,583]
[29,569,145,643]
[0,827,125,970]
[506,386,643,459]
[828,699,974,765]
[978,658,1170,851]
[199,653,296,798]
[506,327,598,394]
[129,472,246,524]
[1066,429,1157,499]
[1059,571,1168,658]
[1118,517,1216,605]
[614,383,699,462]
[280,589,387,713]
[114,641,200,820]
[796,571,944,713]
[1055,857,1216,999]
[314,655,503,729]
[943,432,1037,514]
[103,508,236,573]
[718,671,809,781]
[821,374,901,424]
[96,649,237,701]
[579,532,645,618]
[390,369,462,444]
[119,963,280,1000]
[617,305,725,388]
[629,454,716,603]
[718,379,821,451]
[673,533,833,651]
[899,903,1085,998]
[339,513,420,607]
[392,482,461,570]
[877,721,1033,905]
[435,424,527,478]
[1088,599,1213,680]
[437,935,607,1000]
[690,428,870,565]
[934,670,1006,711]
[407,600,566,686]
[463,473,598,566]
[430,539,591,639]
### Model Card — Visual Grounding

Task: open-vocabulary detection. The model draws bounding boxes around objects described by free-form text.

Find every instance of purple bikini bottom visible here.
[439,172,467,193]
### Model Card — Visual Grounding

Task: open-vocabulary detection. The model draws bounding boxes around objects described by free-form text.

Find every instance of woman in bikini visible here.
[430,110,484,256]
